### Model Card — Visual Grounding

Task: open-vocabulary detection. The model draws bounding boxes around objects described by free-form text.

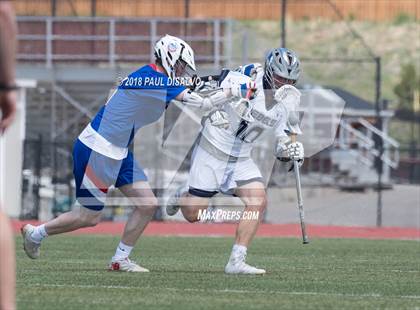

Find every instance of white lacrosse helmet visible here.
[154,34,196,78]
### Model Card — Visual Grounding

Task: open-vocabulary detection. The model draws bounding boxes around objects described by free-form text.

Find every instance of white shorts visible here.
[188,144,263,197]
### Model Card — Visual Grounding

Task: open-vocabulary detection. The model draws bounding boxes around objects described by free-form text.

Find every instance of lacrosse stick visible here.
[288,113,309,244]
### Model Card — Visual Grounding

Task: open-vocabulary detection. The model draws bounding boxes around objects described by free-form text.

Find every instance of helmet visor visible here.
[272,73,297,89]
[174,59,195,78]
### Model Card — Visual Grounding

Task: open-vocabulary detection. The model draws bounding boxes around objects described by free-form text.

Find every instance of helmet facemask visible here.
[265,67,297,90]
[173,59,195,79]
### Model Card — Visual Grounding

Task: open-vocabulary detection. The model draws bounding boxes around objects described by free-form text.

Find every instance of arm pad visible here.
[182,89,229,111]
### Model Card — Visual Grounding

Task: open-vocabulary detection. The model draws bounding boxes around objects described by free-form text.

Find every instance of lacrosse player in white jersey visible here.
[166,48,305,275]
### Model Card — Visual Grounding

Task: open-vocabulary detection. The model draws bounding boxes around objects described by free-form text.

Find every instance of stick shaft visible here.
[293,160,309,244]
[290,134,309,244]
[200,74,220,82]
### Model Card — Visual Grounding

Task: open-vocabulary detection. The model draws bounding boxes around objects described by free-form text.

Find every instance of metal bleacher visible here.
[17,16,233,141]
[17,16,232,68]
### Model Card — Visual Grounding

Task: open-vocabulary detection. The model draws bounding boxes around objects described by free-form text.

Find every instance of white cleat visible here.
[21,224,41,259]
[108,258,150,272]
[165,184,187,216]
[224,253,266,275]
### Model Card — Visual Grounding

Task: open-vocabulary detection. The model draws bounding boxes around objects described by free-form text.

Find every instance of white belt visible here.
[78,124,128,160]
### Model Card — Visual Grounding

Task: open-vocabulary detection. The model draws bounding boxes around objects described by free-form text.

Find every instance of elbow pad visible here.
[182,90,229,111]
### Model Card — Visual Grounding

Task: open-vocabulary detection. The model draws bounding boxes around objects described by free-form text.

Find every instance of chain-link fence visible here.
[21,137,74,219]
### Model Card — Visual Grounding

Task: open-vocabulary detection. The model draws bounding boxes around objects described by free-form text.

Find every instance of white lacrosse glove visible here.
[243,63,263,81]
[208,110,230,129]
[229,80,258,100]
[231,98,254,122]
[287,142,304,161]
[276,141,304,170]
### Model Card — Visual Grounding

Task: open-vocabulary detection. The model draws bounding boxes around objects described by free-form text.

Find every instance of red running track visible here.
[12,220,420,240]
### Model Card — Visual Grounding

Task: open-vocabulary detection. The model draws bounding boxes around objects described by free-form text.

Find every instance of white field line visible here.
[390,269,420,273]
[20,283,420,300]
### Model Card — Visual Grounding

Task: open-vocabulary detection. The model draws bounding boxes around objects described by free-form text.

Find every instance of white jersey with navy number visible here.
[79,64,186,159]
[201,64,289,158]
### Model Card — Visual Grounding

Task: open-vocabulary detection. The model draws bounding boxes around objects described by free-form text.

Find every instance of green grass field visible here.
[16,236,420,310]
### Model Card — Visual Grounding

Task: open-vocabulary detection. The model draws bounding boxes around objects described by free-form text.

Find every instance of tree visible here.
[394,63,419,111]
[394,63,420,160]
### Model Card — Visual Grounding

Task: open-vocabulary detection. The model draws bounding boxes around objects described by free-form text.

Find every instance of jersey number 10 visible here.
[235,120,264,143]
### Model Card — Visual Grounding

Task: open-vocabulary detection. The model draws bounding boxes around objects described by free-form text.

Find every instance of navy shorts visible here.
[73,139,147,211]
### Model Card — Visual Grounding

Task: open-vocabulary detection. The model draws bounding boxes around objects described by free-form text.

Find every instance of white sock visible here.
[113,242,133,261]
[231,244,247,260]
[30,224,48,244]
